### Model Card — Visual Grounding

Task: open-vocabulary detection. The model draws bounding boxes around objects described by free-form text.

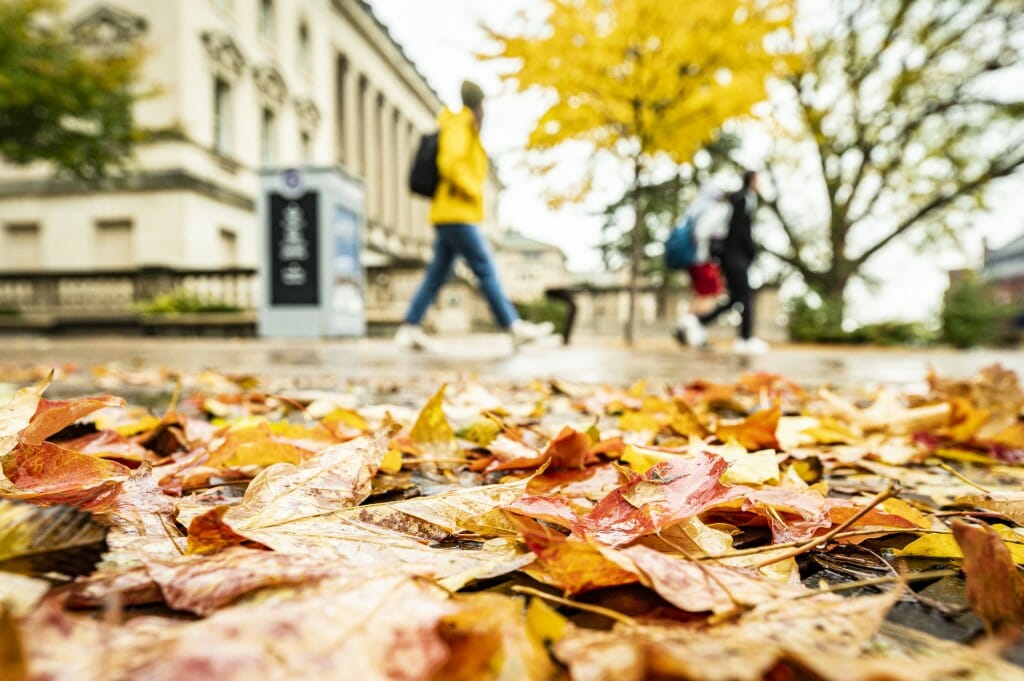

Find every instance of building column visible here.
[362,82,380,224]
[379,99,395,232]
[342,61,361,175]
[396,117,411,244]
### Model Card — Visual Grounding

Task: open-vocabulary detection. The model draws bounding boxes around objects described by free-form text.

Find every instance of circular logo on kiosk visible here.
[281,168,304,198]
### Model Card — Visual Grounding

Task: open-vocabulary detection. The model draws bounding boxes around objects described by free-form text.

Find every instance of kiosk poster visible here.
[269,192,319,305]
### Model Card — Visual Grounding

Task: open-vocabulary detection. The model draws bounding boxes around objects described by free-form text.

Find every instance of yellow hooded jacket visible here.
[429,106,487,225]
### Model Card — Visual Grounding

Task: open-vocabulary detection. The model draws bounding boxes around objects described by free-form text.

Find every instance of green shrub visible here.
[514,297,569,337]
[940,274,1014,349]
[140,289,242,315]
[787,296,936,346]
[786,296,847,343]
[0,307,19,317]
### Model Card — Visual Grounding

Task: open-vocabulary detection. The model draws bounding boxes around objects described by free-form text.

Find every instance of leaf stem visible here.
[792,569,957,600]
[936,462,991,494]
[511,585,637,628]
[753,482,899,569]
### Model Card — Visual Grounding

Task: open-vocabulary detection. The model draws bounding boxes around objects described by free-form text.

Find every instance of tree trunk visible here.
[625,158,643,345]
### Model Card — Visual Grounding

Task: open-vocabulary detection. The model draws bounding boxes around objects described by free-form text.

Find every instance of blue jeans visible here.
[403,223,519,329]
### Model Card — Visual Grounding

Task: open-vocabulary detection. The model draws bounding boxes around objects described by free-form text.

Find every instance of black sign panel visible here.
[269,192,319,305]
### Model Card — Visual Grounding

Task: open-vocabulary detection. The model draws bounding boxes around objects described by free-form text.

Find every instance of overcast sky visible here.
[367,0,1024,324]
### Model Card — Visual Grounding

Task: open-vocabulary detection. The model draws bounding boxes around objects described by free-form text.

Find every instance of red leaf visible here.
[2,441,130,510]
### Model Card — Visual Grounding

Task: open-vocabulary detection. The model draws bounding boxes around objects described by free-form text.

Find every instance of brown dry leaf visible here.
[0,377,50,492]
[554,592,898,681]
[434,592,561,681]
[132,575,455,681]
[607,544,808,615]
[0,603,28,681]
[0,571,49,617]
[817,388,951,435]
[952,519,1024,637]
[142,546,381,615]
[956,493,1024,525]
[339,475,529,541]
[222,429,391,531]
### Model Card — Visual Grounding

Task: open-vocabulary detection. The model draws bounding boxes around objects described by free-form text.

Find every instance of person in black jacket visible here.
[676,170,769,354]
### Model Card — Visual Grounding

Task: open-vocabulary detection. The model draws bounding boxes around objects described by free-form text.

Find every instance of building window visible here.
[213,77,232,155]
[219,227,238,266]
[259,0,274,43]
[3,223,41,270]
[301,131,311,163]
[95,220,134,268]
[260,107,276,165]
[297,21,311,73]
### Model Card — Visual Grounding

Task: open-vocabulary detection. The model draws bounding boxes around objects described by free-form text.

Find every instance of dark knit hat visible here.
[460,80,484,110]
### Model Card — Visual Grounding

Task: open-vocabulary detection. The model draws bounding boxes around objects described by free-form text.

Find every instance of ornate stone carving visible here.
[253,65,288,105]
[201,31,246,79]
[72,4,147,45]
[294,97,321,131]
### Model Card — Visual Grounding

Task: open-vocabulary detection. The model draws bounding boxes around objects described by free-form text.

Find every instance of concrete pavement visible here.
[3,334,1023,392]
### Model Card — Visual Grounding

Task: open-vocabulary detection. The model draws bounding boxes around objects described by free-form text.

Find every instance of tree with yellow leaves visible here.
[485,0,795,343]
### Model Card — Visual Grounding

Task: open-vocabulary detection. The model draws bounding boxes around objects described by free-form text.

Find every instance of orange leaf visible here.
[715,404,780,451]
[20,395,125,446]
[506,514,637,594]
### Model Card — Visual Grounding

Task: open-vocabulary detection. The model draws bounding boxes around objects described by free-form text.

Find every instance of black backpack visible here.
[409,132,439,198]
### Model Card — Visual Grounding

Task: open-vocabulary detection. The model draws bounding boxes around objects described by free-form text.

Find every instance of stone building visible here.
[983,231,1024,304]
[0,0,501,331]
[494,230,571,303]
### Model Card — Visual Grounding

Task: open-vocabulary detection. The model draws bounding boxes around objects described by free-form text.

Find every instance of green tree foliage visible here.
[761,0,1024,332]
[940,274,1014,349]
[598,134,741,285]
[0,0,145,182]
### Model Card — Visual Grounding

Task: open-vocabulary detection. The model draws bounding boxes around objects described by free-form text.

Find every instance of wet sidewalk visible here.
[3,334,1023,391]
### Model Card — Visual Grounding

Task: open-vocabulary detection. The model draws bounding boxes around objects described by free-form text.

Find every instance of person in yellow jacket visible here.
[395,81,553,351]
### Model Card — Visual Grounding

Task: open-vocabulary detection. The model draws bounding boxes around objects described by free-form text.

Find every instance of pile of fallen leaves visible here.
[3,365,1024,680]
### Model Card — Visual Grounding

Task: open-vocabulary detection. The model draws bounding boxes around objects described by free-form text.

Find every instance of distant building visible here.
[0,0,501,332]
[983,231,1024,303]
[495,229,571,303]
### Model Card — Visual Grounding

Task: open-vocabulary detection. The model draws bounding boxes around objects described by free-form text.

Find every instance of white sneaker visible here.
[395,324,431,351]
[674,313,707,347]
[511,319,555,348]
[733,337,769,355]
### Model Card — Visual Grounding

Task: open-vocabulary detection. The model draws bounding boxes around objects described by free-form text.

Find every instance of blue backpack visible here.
[664,215,698,270]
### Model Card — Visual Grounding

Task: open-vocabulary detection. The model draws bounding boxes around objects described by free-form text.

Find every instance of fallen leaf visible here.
[20,395,125,446]
[0,499,106,576]
[715,403,780,451]
[956,493,1024,525]
[507,514,637,594]
[952,519,1024,637]
[607,544,807,615]
[223,429,391,531]
[2,441,130,510]
[554,592,898,681]
[410,385,462,461]
[434,592,559,681]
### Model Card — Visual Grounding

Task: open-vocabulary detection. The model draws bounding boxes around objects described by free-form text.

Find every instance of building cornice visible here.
[331,0,442,113]
[0,170,254,212]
